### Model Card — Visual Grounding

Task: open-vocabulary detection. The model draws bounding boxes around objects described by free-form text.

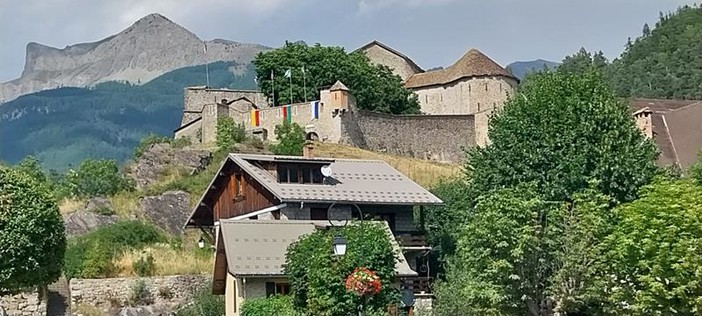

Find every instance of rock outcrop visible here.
[63,211,119,237]
[129,142,212,189]
[0,13,270,103]
[139,191,190,235]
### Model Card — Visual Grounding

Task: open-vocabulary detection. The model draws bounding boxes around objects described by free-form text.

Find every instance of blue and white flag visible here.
[310,101,319,119]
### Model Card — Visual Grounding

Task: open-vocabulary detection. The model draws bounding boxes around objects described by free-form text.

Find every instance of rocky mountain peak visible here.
[1,14,269,103]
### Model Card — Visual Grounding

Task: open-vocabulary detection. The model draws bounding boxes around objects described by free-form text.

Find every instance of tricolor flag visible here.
[310,101,319,119]
[250,110,260,127]
[282,105,292,123]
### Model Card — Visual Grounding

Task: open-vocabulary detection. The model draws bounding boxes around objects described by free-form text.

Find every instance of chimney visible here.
[303,141,314,158]
[633,107,653,139]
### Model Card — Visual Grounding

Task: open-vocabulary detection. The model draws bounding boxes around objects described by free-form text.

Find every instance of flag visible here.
[270,70,274,80]
[254,77,258,85]
[284,69,291,78]
[310,101,319,119]
[285,105,292,123]
[250,110,260,127]
[301,66,305,74]
[203,42,207,54]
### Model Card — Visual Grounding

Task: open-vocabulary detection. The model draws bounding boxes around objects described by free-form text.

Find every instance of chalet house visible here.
[183,148,443,315]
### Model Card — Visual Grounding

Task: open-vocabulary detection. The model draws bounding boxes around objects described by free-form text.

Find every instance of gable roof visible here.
[356,40,424,74]
[217,219,417,277]
[628,99,702,168]
[228,153,443,205]
[404,48,516,89]
[173,116,201,133]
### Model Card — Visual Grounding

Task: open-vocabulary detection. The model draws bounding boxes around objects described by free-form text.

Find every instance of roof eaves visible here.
[355,40,425,73]
[182,156,231,229]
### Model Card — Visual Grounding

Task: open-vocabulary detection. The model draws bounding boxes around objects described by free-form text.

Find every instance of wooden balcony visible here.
[397,234,431,251]
[401,276,433,295]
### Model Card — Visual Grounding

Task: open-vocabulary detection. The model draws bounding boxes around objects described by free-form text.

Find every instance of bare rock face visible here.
[139,190,190,236]
[0,13,269,103]
[64,211,119,237]
[85,197,113,212]
[129,142,211,189]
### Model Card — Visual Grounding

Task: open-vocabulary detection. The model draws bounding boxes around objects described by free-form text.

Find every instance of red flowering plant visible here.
[345,267,382,296]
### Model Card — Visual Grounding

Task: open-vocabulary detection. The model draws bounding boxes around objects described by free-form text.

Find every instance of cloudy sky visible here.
[0,0,696,82]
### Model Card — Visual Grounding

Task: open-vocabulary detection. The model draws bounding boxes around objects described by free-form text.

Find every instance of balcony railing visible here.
[401,276,433,294]
[397,234,431,250]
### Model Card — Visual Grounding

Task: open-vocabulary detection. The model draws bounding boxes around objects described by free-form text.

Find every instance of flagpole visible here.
[303,67,307,103]
[203,42,210,87]
[289,73,293,104]
[271,70,276,106]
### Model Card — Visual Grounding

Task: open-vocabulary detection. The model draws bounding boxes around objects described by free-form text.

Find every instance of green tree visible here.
[14,156,46,184]
[133,133,171,159]
[284,222,399,316]
[691,150,702,184]
[608,5,702,99]
[254,41,419,114]
[601,179,702,314]
[241,295,301,316]
[434,185,612,315]
[66,159,133,198]
[270,122,306,156]
[558,47,609,76]
[0,167,66,294]
[215,117,247,151]
[176,283,226,316]
[468,71,658,204]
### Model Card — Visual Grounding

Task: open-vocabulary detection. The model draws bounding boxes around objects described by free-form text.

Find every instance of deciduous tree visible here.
[254,41,419,114]
[0,167,66,294]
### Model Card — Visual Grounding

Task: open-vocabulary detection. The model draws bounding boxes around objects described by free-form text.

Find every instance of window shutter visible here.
[265,282,276,297]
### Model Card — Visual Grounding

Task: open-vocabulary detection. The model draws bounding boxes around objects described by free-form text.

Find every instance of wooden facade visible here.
[212,165,277,221]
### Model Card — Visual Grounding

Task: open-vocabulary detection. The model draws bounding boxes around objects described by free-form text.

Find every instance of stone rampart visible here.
[0,289,46,316]
[345,109,475,162]
[69,275,209,312]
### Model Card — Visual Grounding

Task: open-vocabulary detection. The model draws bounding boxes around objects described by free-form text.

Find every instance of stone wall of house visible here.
[413,76,517,116]
[69,275,209,312]
[343,109,475,163]
[0,289,46,316]
[361,44,419,81]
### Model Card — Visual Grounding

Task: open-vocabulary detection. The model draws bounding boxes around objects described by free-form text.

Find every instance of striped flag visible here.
[250,110,260,127]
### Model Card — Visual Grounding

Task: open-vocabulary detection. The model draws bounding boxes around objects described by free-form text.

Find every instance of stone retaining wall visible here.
[70,275,209,312]
[0,289,46,316]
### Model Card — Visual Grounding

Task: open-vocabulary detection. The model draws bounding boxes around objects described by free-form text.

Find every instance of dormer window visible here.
[277,164,324,184]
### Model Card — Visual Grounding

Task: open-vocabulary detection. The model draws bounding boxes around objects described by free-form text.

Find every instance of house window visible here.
[310,208,327,220]
[266,282,291,296]
[277,164,324,184]
[235,174,244,197]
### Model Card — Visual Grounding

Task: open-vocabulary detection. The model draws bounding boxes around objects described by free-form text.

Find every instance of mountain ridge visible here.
[1,13,270,103]
[506,59,559,80]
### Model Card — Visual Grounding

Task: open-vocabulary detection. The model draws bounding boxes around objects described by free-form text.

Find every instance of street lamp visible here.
[332,234,347,256]
[327,202,363,256]
[197,237,206,249]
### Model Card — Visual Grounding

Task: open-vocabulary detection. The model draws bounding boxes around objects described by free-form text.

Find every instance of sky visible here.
[0,0,697,82]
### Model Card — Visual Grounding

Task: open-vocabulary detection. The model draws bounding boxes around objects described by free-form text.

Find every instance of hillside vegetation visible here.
[0,61,256,170]
[560,5,702,100]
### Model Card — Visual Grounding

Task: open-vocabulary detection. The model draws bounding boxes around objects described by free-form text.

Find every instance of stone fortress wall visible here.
[175,42,519,163]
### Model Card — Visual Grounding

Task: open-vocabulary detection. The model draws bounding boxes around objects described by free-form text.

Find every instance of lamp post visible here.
[197,237,206,249]
[327,202,367,316]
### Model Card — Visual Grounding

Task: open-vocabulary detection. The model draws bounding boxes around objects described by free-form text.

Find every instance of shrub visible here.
[63,221,165,279]
[176,283,225,316]
[691,150,702,184]
[133,253,156,277]
[134,134,171,159]
[129,279,153,306]
[92,206,115,216]
[158,286,174,299]
[270,121,305,156]
[171,136,192,149]
[216,117,246,150]
[66,159,134,198]
[241,295,301,316]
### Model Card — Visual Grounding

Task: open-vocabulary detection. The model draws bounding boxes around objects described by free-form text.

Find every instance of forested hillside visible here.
[0,62,256,170]
[560,5,702,100]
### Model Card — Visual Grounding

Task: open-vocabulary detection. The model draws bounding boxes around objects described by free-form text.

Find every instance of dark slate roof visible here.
[404,49,516,88]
